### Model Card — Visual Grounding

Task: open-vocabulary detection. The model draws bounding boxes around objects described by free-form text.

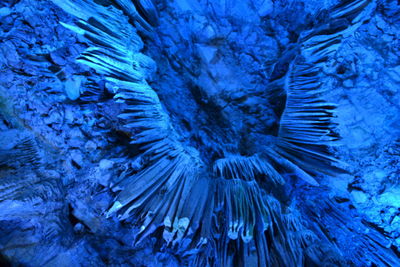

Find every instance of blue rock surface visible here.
[0,0,399,266]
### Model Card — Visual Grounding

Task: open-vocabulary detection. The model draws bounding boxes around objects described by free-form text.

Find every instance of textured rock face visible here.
[0,0,399,266]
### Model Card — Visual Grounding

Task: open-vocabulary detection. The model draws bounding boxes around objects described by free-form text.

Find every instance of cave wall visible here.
[0,0,399,266]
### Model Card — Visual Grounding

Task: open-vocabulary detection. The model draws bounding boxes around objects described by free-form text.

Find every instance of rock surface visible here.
[0,0,399,266]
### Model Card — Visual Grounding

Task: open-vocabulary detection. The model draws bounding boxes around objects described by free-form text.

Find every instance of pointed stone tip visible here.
[301,175,320,186]
[106,201,123,218]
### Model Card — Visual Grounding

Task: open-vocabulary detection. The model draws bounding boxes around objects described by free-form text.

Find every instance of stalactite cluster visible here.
[0,0,399,266]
